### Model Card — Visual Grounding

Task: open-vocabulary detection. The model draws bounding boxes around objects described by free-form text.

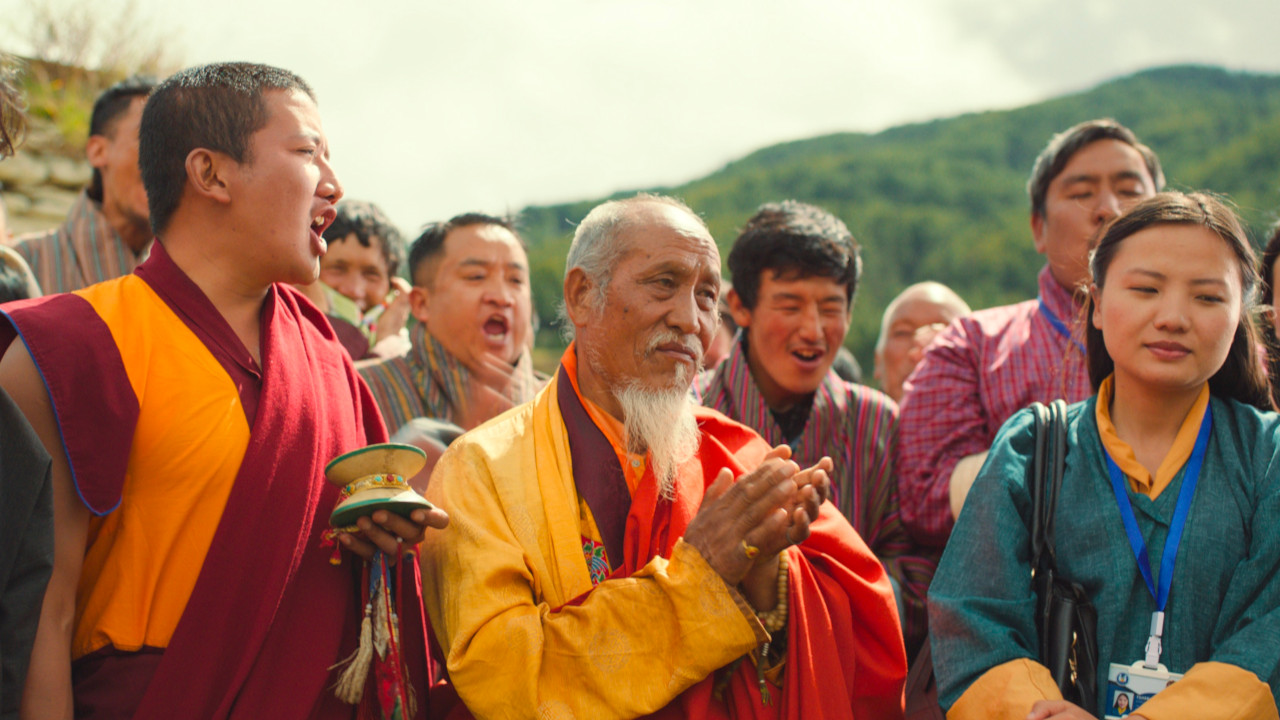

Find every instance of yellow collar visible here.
[1095,375,1210,499]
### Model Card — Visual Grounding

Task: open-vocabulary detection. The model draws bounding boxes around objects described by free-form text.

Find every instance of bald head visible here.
[873,281,970,401]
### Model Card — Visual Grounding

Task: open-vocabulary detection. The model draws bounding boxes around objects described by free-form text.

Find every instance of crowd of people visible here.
[0,57,1278,720]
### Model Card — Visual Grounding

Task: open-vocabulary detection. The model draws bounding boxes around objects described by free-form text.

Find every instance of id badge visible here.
[1104,661,1184,718]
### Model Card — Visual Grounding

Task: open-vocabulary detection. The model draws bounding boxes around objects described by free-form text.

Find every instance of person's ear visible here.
[86,135,109,170]
[725,288,753,329]
[563,267,599,329]
[185,149,233,205]
[409,285,431,326]
[1031,211,1048,254]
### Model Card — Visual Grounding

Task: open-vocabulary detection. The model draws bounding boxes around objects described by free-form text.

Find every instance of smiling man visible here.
[314,199,411,359]
[420,194,906,719]
[694,200,933,660]
[0,62,445,719]
[896,118,1164,548]
[360,212,542,436]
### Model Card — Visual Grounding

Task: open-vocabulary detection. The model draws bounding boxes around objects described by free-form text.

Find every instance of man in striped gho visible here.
[12,76,156,295]
[694,200,933,661]
[359,213,542,441]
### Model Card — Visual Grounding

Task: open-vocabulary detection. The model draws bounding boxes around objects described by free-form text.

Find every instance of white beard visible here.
[615,380,701,499]
[583,325,705,498]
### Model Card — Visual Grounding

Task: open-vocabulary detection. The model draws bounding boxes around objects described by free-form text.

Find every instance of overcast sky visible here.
[3,0,1278,236]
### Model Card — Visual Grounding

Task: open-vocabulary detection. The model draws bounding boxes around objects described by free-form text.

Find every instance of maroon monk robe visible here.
[131,285,432,719]
[1,271,434,719]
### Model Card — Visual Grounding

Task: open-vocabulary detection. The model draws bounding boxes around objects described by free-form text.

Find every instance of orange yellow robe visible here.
[421,347,906,719]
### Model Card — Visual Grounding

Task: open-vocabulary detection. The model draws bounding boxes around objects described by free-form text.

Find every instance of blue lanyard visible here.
[1037,297,1086,355]
[1103,403,1212,666]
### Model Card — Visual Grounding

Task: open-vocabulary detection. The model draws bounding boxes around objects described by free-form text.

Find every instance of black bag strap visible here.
[1029,402,1049,570]
[1029,400,1069,577]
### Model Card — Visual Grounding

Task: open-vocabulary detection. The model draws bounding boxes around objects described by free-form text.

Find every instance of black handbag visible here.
[1028,400,1099,712]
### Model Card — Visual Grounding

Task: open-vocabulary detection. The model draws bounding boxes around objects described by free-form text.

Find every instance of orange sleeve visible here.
[1130,662,1277,720]
[947,658,1062,720]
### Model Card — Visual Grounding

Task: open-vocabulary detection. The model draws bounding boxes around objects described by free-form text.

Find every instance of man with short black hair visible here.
[1,61,445,719]
[897,118,1164,546]
[320,200,405,313]
[360,212,541,436]
[695,199,933,658]
[13,75,156,294]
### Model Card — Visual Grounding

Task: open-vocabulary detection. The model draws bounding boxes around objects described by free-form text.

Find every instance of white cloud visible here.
[1,0,1275,236]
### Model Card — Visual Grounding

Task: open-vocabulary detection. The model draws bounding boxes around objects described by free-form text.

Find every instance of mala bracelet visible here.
[756,550,789,633]
[755,550,790,706]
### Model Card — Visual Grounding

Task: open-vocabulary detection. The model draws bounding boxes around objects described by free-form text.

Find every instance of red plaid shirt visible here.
[896,266,1091,548]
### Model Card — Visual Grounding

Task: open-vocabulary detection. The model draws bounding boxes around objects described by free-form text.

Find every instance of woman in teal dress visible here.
[929,192,1280,720]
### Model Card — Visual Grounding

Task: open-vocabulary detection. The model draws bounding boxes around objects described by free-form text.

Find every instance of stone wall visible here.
[0,114,91,239]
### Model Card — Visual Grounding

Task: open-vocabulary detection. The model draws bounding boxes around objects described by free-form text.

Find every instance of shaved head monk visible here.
[0,62,447,719]
[420,194,907,718]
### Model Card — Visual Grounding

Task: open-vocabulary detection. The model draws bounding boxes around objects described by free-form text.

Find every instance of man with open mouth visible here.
[360,212,543,442]
[0,62,447,719]
[694,200,933,662]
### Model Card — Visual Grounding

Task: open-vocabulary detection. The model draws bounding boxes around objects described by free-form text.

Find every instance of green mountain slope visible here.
[520,65,1280,374]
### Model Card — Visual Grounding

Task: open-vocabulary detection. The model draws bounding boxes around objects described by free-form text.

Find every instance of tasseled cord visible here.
[332,561,377,703]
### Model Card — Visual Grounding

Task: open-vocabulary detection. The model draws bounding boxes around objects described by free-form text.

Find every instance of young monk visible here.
[930,192,1280,719]
[0,62,447,720]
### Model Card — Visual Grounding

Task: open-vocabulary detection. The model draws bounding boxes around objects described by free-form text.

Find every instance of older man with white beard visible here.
[419,194,907,720]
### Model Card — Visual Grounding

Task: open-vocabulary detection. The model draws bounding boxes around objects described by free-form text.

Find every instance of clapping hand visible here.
[684,445,831,611]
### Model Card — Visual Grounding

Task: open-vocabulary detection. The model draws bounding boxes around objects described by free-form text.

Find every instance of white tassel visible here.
[331,604,373,704]
[373,575,390,659]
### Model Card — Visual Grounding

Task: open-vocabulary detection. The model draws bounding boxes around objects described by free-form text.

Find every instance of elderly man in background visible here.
[421,194,906,719]
[12,76,155,295]
[872,281,969,403]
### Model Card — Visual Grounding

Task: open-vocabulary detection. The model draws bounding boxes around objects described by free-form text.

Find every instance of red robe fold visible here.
[638,411,907,719]
[131,285,431,719]
[1,268,433,719]
[427,362,906,719]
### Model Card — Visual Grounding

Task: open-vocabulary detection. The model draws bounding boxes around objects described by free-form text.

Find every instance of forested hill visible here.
[519,65,1280,372]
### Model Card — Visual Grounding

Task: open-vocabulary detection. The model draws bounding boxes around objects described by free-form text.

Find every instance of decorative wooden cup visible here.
[326,443,435,528]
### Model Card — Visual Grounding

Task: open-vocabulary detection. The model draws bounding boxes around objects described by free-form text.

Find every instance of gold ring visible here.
[741,540,760,560]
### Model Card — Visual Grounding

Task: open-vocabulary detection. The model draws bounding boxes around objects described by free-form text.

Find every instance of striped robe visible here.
[359,323,542,436]
[10,191,150,295]
[695,337,937,659]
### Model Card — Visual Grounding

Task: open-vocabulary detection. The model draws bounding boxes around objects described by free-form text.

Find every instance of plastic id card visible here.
[1104,661,1183,718]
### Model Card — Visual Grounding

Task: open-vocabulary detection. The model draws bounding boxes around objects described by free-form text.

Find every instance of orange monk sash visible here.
[0,245,430,719]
